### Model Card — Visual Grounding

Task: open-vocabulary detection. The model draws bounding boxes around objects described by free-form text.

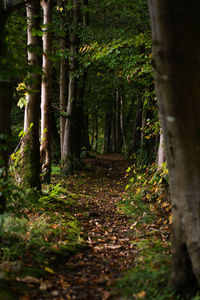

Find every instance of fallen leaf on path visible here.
[16,276,40,284]
[45,266,55,274]
[39,281,52,290]
[51,290,59,296]
[19,295,31,300]
[102,290,111,300]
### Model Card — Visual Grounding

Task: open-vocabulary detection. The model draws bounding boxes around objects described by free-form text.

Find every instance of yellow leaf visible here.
[169,214,173,224]
[44,267,55,274]
[134,290,146,299]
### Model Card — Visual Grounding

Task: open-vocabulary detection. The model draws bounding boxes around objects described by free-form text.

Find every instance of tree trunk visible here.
[129,97,143,155]
[104,100,112,153]
[40,0,53,183]
[120,94,127,151]
[115,88,123,153]
[82,112,90,150]
[22,0,42,189]
[0,81,12,213]
[62,0,79,173]
[50,107,60,161]
[156,131,165,167]
[94,114,98,152]
[149,0,200,294]
[59,0,69,158]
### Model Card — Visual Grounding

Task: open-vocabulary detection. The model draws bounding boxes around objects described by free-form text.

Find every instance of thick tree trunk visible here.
[149,0,200,294]
[0,81,12,213]
[40,0,53,183]
[22,0,41,189]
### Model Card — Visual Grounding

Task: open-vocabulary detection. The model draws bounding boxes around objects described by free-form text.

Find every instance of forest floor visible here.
[0,154,173,300]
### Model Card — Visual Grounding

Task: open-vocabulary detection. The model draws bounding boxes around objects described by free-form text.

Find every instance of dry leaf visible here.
[133,290,146,299]
[17,276,40,284]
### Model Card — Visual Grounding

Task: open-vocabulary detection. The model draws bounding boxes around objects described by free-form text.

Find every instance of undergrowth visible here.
[0,170,86,272]
[115,162,199,300]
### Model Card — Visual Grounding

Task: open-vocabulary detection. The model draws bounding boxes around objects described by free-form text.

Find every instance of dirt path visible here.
[37,154,135,300]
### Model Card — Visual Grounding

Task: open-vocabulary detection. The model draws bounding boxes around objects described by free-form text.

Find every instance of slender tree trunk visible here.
[94,114,98,152]
[82,112,90,150]
[91,115,95,150]
[141,102,147,149]
[0,81,12,213]
[40,0,53,183]
[149,0,200,294]
[115,88,123,153]
[104,100,112,153]
[120,94,127,151]
[111,103,116,153]
[156,131,165,167]
[22,0,42,189]
[60,49,68,158]
[50,108,60,160]
[62,0,80,173]
[59,0,69,158]
[129,97,143,155]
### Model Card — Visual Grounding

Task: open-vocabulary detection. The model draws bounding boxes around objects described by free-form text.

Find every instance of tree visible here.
[40,0,53,183]
[148,0,200,294]
[22,0,42,189]
[58,0,69,158]
[0,82,12,214]
[62,0,80,173]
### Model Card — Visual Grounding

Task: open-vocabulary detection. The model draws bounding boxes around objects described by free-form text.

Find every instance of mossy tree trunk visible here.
[22,0,42,189]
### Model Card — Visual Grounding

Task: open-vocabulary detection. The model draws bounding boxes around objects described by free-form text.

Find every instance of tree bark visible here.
[59,0,69,158]
[94,113,98,152]
[156,131,165,167]
[104,100,112,153]
[62,0,80,173]
[129,97,143,155]
[22,0,42,189]
[40,0,53,183]
[120,94,127,151]
[149,0,200,294]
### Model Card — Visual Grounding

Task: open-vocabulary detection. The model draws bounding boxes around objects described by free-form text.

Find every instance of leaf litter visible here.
[0,154,171,299]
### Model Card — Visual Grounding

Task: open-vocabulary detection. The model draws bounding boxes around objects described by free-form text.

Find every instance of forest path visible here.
[43,154,135,300]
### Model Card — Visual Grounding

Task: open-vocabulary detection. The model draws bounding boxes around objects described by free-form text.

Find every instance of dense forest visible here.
[0,0,200,299]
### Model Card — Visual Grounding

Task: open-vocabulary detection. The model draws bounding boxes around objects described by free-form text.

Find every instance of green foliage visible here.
[0,181,85,265]
[125,162,171,227]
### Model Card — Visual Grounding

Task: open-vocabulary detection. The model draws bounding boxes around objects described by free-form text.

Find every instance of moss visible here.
[11,136,41,189]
